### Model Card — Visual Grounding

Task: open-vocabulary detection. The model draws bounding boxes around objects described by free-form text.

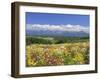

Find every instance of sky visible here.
[26,12,90,26]
[26,12,90,34]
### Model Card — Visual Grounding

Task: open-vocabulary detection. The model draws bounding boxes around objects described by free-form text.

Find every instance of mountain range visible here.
[26,24,89,37]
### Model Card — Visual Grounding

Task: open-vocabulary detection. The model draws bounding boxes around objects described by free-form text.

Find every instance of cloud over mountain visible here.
[26,24,89,33]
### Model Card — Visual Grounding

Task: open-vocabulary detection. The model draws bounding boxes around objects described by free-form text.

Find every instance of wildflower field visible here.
[26,36,89,67]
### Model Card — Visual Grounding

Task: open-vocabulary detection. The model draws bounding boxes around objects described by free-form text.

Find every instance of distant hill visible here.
[26,30,89,37]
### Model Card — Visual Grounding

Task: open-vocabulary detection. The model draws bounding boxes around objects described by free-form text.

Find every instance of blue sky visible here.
[26,12,90,34]
[26,12,89,26]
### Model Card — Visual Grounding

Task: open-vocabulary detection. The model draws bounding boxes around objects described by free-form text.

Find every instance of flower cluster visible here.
[26,42,89,67]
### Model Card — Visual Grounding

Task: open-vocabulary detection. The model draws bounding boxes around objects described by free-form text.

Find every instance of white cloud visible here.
[26,24,89,33]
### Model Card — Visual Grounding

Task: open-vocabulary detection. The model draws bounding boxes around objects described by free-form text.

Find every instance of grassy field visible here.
[26,36,89,67]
